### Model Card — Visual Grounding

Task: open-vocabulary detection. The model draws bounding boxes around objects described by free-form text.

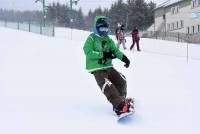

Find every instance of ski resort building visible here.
[153,0,200,34]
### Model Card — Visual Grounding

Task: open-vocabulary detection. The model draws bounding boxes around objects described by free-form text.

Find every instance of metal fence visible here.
[0,20,55,37]
[142,31,200,44]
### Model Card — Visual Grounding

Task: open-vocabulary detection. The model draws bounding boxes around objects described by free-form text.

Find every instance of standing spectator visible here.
[115,23,121,41]
[130,26,140,51]
[115,23,126,49]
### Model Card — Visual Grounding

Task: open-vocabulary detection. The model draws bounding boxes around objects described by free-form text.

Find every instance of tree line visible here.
[0,9,42,22]
[0,0,155,32]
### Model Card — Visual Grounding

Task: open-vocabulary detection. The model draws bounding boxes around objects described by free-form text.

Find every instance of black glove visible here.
[102,40,116,59]
[121,55,130,68]
[98,52,116,65]
[103,52,116,59]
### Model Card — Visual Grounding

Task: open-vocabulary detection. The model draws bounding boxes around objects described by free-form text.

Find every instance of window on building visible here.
[180,20,184,28]
[167,24,170,31]
[171,23,174,30]
[171,5,179,14]
[179,21,181,29]
[191,0,195,8]
[176,21,179,29]
[174,22,176,29]
[191,0,200,8]
[171,23,173,30]
[171,7,174,14]
[197,0,200,6]
[192,26,195,33]
[163,14,166,20]
[187,27,190,34]
[177,5,180,13]
[198,24,200,32]
[174,22,177,29]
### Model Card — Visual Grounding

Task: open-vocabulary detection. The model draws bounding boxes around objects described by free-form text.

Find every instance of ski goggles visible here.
[99,27,110,32]
[96,18,109,28]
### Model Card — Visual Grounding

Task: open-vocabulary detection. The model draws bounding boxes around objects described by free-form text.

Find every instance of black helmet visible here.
[96,18,109,29]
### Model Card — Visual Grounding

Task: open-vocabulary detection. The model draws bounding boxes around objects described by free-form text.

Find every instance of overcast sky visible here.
[0,0,166,15]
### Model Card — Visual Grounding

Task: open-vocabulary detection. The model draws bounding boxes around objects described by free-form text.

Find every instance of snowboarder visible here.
[130,26,141,51]
[115,23,127,49]
[83,16,134,117]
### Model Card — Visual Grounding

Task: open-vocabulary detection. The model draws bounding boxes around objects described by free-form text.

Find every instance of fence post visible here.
[40,22,42,35]
[186,35,189,63]
[52,23,55,37]
[187,42,189,63]
[178,32,179,42]
[29,21,31,32]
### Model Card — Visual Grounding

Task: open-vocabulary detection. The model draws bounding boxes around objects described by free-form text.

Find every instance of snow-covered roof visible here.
[155,0,184,9]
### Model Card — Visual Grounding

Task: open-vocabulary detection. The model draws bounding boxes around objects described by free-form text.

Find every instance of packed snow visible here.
[0,27,200,134]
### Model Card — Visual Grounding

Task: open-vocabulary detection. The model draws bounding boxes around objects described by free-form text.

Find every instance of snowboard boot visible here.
[114,98,133,116]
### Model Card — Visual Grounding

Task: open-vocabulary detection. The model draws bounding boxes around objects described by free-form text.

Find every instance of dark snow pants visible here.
[92,68,127,108]
[130,40,140,51]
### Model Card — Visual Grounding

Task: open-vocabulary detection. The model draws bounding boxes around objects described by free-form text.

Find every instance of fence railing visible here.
[0,20,55,37]
[142,31,200,44]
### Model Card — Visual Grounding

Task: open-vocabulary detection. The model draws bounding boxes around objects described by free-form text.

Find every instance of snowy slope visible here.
[0,27,200,134]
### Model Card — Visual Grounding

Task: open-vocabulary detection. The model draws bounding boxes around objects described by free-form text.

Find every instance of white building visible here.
[154,0,200,34]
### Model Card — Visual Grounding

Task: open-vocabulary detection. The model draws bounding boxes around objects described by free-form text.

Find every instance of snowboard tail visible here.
[117,110,134,120]
[117,106,134,121]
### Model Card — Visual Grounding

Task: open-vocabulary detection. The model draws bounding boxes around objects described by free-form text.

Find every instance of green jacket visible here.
[83,33,124,73]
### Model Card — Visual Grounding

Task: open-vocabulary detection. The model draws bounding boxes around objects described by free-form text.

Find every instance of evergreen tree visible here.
[74,8,86,29]
[0,0,155,31]
[145,1,156,29]
[85,9,94,30]
[108,0,127,31]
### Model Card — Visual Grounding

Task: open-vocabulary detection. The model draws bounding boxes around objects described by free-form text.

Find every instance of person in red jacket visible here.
[130,26,141,51]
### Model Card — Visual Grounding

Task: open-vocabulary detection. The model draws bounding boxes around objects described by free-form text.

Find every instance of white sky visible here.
[0,0,166,15]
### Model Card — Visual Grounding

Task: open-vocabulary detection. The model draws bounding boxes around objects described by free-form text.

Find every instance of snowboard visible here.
[117,98,135,121]
[117,109,134,121]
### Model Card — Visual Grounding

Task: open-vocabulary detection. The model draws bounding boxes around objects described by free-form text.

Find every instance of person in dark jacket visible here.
[130,26,140,51]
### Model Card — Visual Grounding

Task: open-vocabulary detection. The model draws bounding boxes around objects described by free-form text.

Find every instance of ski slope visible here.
[0,27,200,134]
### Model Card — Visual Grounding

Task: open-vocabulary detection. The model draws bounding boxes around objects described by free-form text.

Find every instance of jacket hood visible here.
[93,16,108,27]
[92,16,110,36]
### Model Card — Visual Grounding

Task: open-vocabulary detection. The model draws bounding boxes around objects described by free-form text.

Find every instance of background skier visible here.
[115,23,121,41]
[115,23,127,49]
[83,16,133,116]
[130,26,141,51]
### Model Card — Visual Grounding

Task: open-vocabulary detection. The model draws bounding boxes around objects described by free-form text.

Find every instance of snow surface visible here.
[0,27,200,134]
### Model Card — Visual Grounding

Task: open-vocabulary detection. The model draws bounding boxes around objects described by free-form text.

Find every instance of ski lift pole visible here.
[35,0,46,27]
[69,0,80,40]
[70,0,73,40]
[70,19,73,40]
[43,0,46,27]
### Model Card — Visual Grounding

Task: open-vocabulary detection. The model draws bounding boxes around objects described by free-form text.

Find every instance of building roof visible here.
[155,0,184,9]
